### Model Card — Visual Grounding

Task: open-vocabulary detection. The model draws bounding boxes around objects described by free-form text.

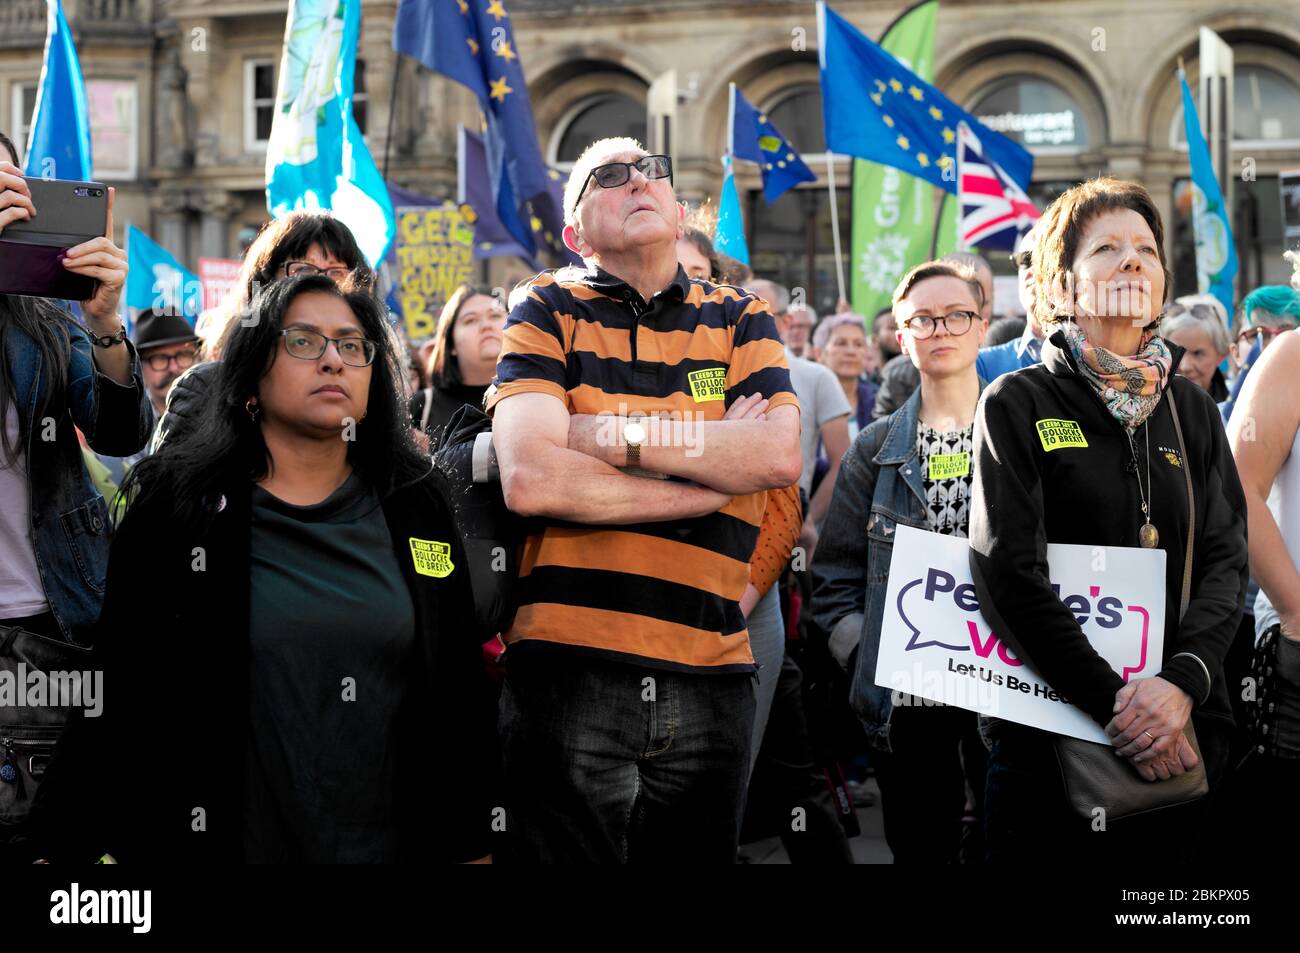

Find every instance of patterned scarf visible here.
[1059,322,1173,431]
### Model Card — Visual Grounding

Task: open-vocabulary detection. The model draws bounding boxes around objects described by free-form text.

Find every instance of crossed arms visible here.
[493,391,801,524]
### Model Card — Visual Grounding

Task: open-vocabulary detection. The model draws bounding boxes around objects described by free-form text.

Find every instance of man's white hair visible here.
[563,136,648,227]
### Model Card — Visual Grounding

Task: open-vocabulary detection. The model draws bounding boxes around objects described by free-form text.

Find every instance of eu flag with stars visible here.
[730,84,815,203]
[816,1,1032,194]
[394,0,561,259]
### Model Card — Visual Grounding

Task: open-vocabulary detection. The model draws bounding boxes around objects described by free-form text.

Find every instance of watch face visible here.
[624,421,647,445]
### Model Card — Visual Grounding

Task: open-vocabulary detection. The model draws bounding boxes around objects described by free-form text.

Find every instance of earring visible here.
[245,397,261,422]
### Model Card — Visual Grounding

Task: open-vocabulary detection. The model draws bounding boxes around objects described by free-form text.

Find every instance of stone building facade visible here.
[1,0,1297,314]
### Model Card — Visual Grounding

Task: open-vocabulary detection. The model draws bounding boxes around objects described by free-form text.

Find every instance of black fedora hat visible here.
[133,310,200,351]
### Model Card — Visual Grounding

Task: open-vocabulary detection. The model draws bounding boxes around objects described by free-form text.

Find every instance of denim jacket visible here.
[3,314,153,642]
[811,381,985,751]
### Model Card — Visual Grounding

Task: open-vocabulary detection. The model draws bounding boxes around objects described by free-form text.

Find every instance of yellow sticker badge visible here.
[1035,418,1088,452]
[686,367,728,402]
[409,538,454,578]
[928,451,971,481]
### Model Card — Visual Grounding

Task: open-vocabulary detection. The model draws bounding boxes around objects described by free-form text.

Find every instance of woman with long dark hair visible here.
[155,211,377,450]
[410,283,505,446]
[33,275,499,863]
[0,133,151,645]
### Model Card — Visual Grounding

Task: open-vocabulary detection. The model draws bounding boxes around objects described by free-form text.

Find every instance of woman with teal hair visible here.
[1231,284,1300,372]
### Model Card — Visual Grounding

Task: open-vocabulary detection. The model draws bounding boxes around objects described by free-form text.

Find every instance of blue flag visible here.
[394,0,563,260]
[816,1,1031,194]
[1180,70,1238,324]
[730,84,816,203]
[459,126,537,265]
[125,226,201,330]
[266,0,395,268]
[24,0,92,180]
[715,156,749,266]
[458,127,579,268]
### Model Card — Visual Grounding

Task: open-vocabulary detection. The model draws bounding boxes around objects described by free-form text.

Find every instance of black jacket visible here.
[32,470,501,864]
[147,358,217,454]
[410,380,489,447]
[969,330,1248,744]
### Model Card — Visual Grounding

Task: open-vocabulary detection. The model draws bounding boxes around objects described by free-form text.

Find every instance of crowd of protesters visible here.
[2,122,1299,864]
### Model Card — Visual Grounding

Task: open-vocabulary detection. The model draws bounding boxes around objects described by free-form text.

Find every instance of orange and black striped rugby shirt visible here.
[485,263,800,673]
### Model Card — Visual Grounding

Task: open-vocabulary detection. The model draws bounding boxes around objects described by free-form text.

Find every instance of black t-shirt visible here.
[243,472,416,862]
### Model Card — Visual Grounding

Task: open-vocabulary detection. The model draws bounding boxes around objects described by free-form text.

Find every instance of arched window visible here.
[1170,65,1300,148]
[765,86,825,155]
[968,75,1091,151]
[553,93,646,165]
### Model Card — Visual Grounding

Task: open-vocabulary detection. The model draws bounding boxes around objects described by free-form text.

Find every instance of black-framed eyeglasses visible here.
[282,261,355,282]
[279,328,377,366]
[574,155,673,208]
[902,310,978,339]
[1010,250,1033,269]
[142,347,198,372]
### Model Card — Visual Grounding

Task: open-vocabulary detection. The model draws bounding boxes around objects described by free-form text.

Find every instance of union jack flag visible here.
[956,121,1039,251]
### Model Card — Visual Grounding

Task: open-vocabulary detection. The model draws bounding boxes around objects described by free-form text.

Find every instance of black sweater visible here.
[968,330,1248,732]
[30,470,501,864]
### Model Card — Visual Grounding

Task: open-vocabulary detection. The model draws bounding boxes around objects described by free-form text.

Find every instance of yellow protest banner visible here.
[395,202,475,342]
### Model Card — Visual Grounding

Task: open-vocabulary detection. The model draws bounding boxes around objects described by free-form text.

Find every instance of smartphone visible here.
[0,177,108,302]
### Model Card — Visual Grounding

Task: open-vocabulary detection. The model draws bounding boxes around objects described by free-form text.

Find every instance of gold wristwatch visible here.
[623,419,647,468]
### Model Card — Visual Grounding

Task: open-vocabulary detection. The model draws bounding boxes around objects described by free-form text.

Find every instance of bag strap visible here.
[419,387,434,433]
[1166,389,1194,621]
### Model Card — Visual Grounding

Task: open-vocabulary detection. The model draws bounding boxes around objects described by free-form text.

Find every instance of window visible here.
[766,87,825,155]
[87,80,138,180]
[245,60,276,151]
[969,76,1091,152]
[553,93,646,165]
[353,59,368,136]
[1171,65,1300,149]
[8,82,37,162]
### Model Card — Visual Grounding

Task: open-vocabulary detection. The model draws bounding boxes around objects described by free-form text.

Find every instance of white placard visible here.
[875,525,1166,743]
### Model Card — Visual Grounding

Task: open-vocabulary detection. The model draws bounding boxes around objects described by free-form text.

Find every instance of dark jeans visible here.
[984,722,1226,863]
[872,702,972,864]
[499,647,755,864]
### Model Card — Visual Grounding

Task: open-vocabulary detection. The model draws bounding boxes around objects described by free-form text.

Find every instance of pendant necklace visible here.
[1126,423,1159,548]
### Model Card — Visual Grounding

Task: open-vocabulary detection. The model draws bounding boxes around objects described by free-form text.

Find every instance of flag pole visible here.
[928,191,948,259]
[383,51,401,181]
[727,82,736,156]
[826,153,847,306]
[815,2,848,306]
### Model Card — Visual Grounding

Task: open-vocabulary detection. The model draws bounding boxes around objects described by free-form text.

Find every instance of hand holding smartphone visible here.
[0,162,111,303]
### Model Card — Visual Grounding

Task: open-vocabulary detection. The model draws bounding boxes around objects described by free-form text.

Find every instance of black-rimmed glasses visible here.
[282,261,356,282]
[574,155,673,208]
[279,329,377,366]
[142,347,198,372]
[902,310,978,339]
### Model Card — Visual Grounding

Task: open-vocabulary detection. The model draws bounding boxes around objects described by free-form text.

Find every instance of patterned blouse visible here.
[917,422,975,538]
